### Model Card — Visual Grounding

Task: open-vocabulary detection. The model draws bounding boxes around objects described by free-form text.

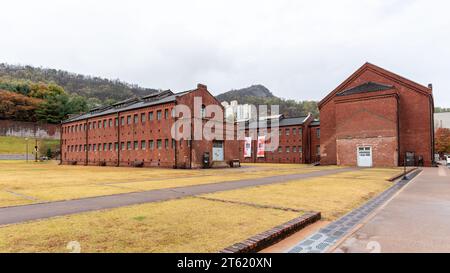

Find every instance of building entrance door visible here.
[357,146,372,167]
[212,141,224,161]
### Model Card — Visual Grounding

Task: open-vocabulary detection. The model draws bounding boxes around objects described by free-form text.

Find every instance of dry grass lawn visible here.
[203,168,402,220]
[0,191,34,207]
[0,197,298,253]
[0,161,332,207]
[0,165,402,253]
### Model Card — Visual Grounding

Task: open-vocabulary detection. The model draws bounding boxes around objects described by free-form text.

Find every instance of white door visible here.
[212,141,224,161]
[357,146,372,167]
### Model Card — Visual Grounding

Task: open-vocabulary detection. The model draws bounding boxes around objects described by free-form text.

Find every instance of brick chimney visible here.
[197,83,207,90]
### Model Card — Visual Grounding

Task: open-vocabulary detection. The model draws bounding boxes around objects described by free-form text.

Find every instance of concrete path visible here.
[287,169,420,253]
[333,165,450,253]
[0,154,33,160]
[0,167,353,226]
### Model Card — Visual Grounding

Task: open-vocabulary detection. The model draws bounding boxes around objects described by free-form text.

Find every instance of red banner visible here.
[257,136,265,158]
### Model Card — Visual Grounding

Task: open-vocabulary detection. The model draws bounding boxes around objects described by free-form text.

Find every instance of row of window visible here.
[276,146,303,153]
[244,127,320,138]
[63,109,174,134]
[243,127,304,136]
[279,127,303,136]
[67,139,177,152]
[274,145,320,155]
[279,127,320,138]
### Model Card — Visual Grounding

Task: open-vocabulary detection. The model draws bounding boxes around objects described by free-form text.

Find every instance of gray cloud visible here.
[0,0,449,106]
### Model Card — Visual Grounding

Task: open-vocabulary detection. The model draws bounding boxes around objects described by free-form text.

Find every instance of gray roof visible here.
[337,82,394,97]
[279,116,309,126]
[63,90,193,123]
[238,116,310,129]
[310,119,320,126]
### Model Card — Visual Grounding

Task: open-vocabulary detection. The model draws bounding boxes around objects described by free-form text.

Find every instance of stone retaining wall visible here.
[221,212,321,253]
[0,120,60,139]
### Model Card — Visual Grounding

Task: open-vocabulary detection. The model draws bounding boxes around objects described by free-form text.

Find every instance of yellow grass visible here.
[0,191,33,207]
[0,161,329,207]
[0,198,298,253]
[204,168,402,220]
[0,166,401,253]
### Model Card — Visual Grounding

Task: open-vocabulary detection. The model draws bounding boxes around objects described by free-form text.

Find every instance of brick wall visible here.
[335,92,399,167]
[61,85,240,168]
[318,102,337,165]
[309,125,321,163]
[239,122,317,164]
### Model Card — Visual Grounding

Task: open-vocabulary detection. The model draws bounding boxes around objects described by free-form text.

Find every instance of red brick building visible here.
[319,63,435,167]
[309,119,321,163]
[238,115,321,164]
[61,63,435,169]
[61,84,240,168]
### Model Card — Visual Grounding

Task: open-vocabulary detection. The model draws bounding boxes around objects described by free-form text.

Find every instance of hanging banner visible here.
[257,136,265,158]
[244,137,252,158]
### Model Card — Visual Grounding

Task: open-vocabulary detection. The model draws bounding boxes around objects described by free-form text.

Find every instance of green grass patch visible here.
[0,136,59,155]
[133,216,146,221]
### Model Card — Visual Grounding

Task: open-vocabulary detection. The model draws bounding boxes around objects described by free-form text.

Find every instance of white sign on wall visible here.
[244,137,252,158]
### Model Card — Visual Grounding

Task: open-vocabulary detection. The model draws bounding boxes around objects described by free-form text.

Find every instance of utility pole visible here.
[25,138,29,163]
[34,123,38,162]
[35,138,38,162]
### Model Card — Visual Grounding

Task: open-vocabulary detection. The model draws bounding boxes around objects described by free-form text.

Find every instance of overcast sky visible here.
[1,0,449,106]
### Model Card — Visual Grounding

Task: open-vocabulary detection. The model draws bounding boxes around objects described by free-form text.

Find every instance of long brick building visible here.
[319,63,435,167]
[238,115,321,164]
[61,63,435,168]
[61,84,240,168]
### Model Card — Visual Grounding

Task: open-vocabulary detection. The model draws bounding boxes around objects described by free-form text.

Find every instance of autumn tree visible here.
[29,82,64,99]
[435,128,450,154]
[0,90,42,121]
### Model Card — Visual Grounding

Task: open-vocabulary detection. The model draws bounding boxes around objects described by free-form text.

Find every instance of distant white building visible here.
[435,112,450,129]
[221,100,255,122]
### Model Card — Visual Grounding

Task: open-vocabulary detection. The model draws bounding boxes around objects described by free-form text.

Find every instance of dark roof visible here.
[238,115,310,129]
[279,116,309,126]
[336,81,394,97]
[63,89,193,123]
[310,119,320,126]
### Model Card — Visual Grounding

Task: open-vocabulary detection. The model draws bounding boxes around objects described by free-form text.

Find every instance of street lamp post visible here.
[35,138,38,162]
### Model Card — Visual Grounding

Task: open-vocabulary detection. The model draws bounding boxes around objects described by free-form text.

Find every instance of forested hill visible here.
[0,64,158,103]
[216,84,319,118]
[0,63,162,123]
[216,84,275,101]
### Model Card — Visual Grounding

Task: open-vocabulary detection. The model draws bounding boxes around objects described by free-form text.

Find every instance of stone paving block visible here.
[301,239,315,246]
[310,233,323,240]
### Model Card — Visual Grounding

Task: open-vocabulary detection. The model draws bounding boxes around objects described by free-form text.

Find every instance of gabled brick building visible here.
[61,84,240,168]
[319,63,434,167]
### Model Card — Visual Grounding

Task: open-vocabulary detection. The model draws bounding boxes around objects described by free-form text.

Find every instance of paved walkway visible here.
[287,169,420,253]
[0,167,353,226]
[333,165,450,253]
[0,154,33,160]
